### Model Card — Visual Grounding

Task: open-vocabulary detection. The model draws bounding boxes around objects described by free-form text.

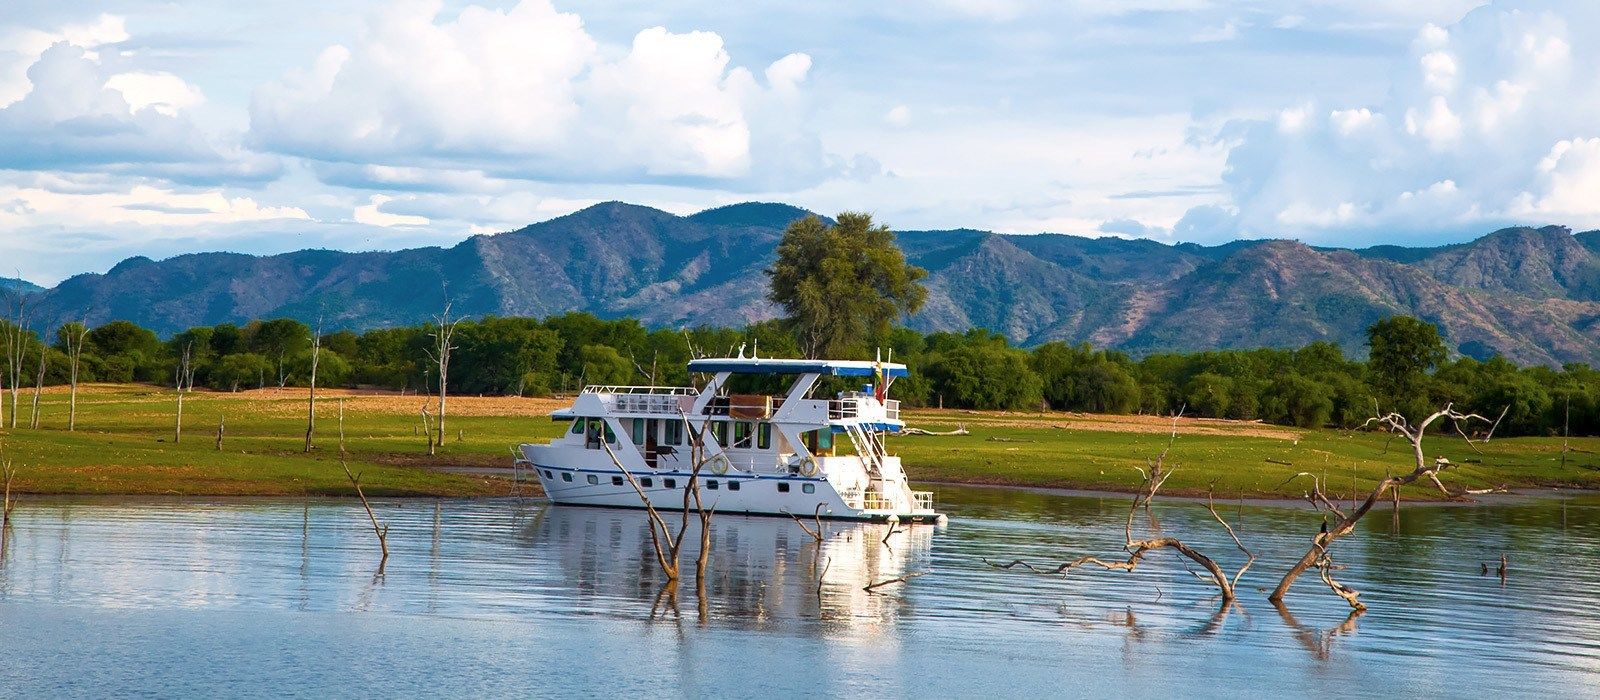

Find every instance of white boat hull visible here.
[523,460,941,523]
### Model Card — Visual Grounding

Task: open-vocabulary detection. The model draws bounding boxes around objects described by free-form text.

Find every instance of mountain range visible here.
[13,201,1600,366]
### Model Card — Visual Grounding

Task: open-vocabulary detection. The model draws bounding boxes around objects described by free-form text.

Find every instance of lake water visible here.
[0,486,1596,698]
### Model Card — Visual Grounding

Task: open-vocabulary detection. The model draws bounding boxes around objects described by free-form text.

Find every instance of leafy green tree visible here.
[87,320,160,358]
[767,213,927,359]
[247,318,311,385]
[208,353,272,391]
[453,317,562,394]
[1261,374,1334,428]
[925,343,1042,410]
[209,323,245,356]
[579,344,634,386]
[1367,315,1446,408]
[1185,373,1232,417]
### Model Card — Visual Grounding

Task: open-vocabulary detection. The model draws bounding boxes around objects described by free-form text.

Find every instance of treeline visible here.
[3,313,1599,436]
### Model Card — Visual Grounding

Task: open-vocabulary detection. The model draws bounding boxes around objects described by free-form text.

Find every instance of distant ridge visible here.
[20,204,1600,366]
[2,278,45,296]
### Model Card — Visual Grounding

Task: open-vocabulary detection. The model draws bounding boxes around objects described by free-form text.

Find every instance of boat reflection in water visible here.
[521,503,938,630]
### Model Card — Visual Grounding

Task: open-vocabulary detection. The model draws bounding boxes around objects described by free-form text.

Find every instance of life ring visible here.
[798,455,819,477]
[707,453,731,475]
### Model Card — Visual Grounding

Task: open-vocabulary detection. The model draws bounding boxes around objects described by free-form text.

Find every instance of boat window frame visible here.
[664,420,684,446]
[802,483,815,494]
[733,421,752,449]
[777,482,790,493]
[631,418,645,446]
[587,474,600,485]
[711,421,729,447]
[757,423,771,450]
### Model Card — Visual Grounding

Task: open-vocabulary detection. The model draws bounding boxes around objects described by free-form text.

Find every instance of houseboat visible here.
[517,353,943,523]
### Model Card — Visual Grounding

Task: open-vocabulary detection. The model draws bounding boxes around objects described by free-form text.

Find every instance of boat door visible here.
[645,418,659,469]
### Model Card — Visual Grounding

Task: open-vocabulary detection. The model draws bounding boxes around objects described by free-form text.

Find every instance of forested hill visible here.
[17,201,1600,365]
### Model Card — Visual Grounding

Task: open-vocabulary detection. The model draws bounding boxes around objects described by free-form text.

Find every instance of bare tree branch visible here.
[1269,403,1495,608]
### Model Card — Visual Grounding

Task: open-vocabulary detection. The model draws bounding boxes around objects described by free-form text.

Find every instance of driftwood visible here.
[984,408,1252,606]
[783,503,825,541]
[864,570,928,593]
[1268,404,1496,610]
[900,425,969,436]
[340,459,389,565]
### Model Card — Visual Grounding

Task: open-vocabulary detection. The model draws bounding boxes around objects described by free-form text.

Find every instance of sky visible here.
[2,0,1597,285]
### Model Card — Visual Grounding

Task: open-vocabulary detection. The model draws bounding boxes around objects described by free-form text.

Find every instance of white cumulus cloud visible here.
[0,41,276,183]
[1188,0,1600,244]
[249,0,846,190]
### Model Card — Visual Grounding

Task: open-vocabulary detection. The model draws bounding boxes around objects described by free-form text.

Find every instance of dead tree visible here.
[303,322,322,453]
[172,342,195,443]
[1268,403,1495,610]
[215,414,226,451]
[986,409,1253,606]
[65,320,88,431]
[341,460,389,565]
[422,299,460,455]
[0,444,13,561]
[2,294,25,430]
[28,344,46,429]
[598,415,715,585]
[1,443,14,529]
[420,403,434,455]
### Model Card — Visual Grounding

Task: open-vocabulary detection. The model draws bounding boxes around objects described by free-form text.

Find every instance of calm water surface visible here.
[0,486,1596,698]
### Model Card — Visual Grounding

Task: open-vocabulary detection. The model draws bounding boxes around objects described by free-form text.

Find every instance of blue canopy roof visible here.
[687,357,909,378]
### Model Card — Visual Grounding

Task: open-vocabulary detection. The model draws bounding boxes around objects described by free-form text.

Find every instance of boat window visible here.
[802,483,815,494]
[664,420,683,446]
[570,419,584,435]
[665,478,677,489]
[728,480,740,491]
[707,480,719,490]
[543,470,552,478]
[641,477,653,488]
[733,422,752,448]
[611,476,624,486]
[711,422,728,446]
[604,422,617,444]
[587,474,599,485]
[778,482,790,493]
[631,419,645,445]
[757,424,771,450]
[562,472,573,482]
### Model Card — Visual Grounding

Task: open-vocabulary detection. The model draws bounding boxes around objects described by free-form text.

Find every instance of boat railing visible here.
[608,393,691,416]
[828,395,901,421]
[911,490,934,512]
[581,385,698,396]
